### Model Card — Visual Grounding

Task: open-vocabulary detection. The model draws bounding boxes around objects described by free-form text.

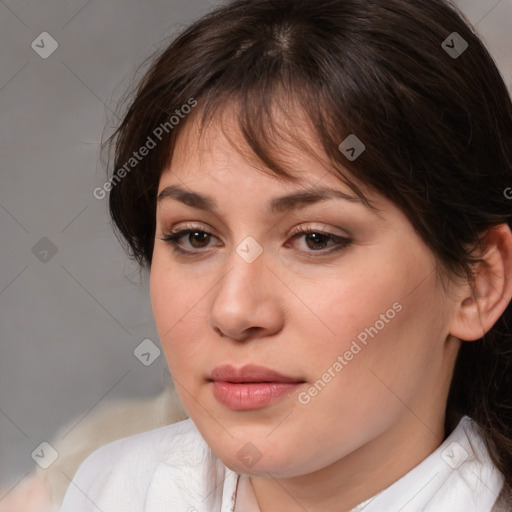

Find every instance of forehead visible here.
[157,105,388,221]
[162,101,347,190]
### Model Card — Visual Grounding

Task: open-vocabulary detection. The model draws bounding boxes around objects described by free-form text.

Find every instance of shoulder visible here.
[76,416,204,470]
[59,418,210,511]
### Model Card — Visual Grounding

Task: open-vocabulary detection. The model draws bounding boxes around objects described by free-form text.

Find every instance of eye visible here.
[287,226,352,256]
[159,226,219,255]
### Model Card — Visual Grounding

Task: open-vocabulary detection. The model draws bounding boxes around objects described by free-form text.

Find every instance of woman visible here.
[60,0,512,510]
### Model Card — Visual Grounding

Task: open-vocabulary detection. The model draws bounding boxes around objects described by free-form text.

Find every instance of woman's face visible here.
[150,110,462,479]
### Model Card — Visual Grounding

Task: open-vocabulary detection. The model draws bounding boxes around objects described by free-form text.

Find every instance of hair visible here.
[103,0,512,495]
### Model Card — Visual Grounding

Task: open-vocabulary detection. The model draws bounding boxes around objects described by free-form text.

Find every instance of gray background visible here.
[1,0,511,492]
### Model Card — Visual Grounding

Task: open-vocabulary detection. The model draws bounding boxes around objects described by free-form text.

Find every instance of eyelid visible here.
[160,221,218,238]
[160,221,346,243]
[288,222,347,238]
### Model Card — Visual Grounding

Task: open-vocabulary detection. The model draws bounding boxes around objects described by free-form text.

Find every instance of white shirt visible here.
[60,415,505,512]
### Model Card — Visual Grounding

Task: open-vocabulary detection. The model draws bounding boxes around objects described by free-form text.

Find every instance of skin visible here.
[150,107,512,512]
[0,475,53,512]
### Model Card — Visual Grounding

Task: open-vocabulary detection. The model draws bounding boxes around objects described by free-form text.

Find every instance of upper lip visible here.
[209,364,304,383]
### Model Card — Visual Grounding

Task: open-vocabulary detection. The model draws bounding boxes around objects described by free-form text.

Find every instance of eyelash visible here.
[159,223,353,258]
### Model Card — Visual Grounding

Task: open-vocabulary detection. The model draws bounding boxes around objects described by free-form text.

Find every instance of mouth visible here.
[208,364,306,411]
[209,363,304,384]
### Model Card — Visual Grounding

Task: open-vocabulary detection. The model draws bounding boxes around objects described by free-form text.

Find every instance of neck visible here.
[249,413,446,512]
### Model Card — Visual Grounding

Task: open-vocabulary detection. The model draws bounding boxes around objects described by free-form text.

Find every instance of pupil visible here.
[190,231,209,248]
[307,233,327,249]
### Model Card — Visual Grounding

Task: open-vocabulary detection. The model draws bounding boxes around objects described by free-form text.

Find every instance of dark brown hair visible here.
[104,0,512,494]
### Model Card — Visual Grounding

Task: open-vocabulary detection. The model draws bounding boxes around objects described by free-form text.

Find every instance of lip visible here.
[209,364,303,383]
[209,364,305,411]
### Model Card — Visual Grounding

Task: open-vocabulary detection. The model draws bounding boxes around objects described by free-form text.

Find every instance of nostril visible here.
[214,327,224,337]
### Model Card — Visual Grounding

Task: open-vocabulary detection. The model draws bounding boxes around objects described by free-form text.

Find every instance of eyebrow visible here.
[156,184,364,214]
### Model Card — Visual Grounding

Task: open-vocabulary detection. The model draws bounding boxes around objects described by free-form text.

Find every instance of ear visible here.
[449,223,512,342]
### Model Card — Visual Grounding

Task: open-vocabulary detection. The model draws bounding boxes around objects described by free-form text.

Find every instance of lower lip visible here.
[211,381,303,410]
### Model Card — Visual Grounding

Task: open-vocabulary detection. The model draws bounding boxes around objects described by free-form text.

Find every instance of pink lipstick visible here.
[209,364,304,411]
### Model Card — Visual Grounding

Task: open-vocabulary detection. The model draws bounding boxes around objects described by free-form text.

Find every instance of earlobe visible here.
[450,223,512,342]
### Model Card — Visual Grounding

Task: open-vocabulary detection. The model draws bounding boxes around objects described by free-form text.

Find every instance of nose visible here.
[208,248,284,342]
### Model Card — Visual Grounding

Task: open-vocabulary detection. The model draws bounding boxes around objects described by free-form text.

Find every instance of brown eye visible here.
[160,227,218,254]
[304,232,331,250]
[188,231,211,248]
[287,227,353,257]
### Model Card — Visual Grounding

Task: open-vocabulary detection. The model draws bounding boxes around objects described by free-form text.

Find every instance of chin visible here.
[211,439,307,478]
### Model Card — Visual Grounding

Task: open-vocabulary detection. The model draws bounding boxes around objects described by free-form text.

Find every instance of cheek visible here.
[303,250,440,387]
[306,264,404,350]
[149,262,207,375]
